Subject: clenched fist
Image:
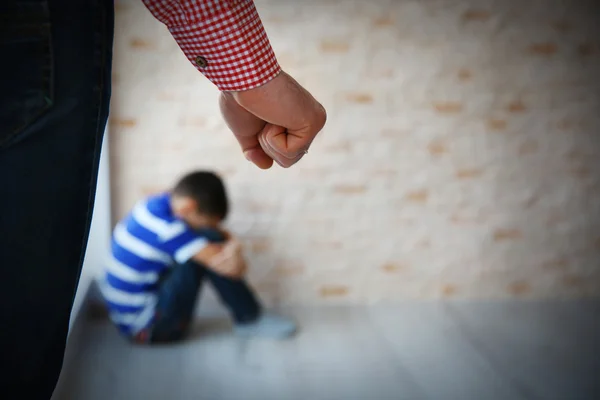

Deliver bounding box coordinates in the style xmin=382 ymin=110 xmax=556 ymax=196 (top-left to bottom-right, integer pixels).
xmin=219 ymin=71 xmax=327 ymax=169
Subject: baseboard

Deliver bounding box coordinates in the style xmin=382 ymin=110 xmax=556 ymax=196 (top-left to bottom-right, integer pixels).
xmin=68 ymin=277 xmax=105 ymax=335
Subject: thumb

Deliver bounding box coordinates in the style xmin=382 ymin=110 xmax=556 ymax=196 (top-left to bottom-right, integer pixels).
xmin=239 ymin=136 xmax=274 ymax=170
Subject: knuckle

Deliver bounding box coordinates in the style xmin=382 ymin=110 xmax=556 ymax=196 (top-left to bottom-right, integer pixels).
xmin=313 ymin=104 xmax=327 ymax=130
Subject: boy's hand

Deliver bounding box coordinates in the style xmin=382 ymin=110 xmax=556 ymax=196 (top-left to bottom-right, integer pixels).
xmin=209 ymin=239 xmax=247 ymax=279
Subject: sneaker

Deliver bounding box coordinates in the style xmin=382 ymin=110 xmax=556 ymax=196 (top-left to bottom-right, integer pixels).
xmin=234 ymin=312 xmax=297 ymax=339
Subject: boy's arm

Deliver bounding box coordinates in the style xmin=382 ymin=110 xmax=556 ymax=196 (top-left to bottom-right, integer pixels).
xmin=192 ymin=240 xmax=246 ymax=279
xmin=191 ymin=243 xmax=224 ymax=266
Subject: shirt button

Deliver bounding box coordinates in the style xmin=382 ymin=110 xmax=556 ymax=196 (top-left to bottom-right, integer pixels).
xmin=195 ymin=56 xmax=208 ymax=68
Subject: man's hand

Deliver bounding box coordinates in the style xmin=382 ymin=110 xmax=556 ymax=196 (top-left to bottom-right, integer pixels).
xmin=208 ymin=239 xmax=247 ymax=279
xmin=219 ymin=71 xmax=327 ymax=169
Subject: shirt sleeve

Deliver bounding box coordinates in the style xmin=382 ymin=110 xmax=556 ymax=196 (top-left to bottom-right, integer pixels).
xmin=141 ymin=0 xmax=282 ymax=91
xmin=162 ymin=227 xmax=209 ymax=264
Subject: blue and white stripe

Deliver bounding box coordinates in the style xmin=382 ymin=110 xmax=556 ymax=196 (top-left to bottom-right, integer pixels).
xmin=100 ymin=194 xmax=208 ymax=334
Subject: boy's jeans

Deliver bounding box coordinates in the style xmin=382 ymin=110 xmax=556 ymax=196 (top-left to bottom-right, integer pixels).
xmin=133 ymin=230 xmax=261 ymax=344
xmin=0 ymin=0 xmax=113 ymax=397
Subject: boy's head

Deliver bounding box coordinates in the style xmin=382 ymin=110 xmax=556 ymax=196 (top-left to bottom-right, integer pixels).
xmin=170 ymin=171 xmax=228 ymax=229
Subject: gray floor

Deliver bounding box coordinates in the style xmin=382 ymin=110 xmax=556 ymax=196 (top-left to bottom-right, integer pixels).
xmin=53 ymin=300 xmax=600 ymax=400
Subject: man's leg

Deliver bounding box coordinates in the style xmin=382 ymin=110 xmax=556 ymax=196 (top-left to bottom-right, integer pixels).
xmin=0 ymin=0 xmax=113 ymax=397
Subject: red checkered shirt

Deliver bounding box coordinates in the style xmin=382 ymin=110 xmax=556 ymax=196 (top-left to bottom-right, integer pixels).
xmin=141 ymin=0 xmax=281 ymax=91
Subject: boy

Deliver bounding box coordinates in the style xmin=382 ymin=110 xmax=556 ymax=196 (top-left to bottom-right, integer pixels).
xmin=99 ymin=171 xmax=296 ymax=344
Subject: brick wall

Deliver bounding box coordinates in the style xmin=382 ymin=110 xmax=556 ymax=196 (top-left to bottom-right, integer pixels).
xmin=110 ymin=0 xmax=600 ymax=304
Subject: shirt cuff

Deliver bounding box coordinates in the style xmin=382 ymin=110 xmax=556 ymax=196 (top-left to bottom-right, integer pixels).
xmin=174 ymin=238 xmax=208 ymax=264
xmin=167 ymin=1 xmax=281 ymax=92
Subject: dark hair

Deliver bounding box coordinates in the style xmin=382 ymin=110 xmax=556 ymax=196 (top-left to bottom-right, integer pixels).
xmin=172 ymin=171 xmax=229 ymax=219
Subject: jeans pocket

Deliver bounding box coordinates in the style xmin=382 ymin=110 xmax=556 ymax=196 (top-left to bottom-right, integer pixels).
xmin=0 ymin=1 xmax=54 ymax=149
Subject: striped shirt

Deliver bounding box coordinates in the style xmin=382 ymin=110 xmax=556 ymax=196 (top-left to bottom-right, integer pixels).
xmin=100 ymin=193 xmax=208 ymax=335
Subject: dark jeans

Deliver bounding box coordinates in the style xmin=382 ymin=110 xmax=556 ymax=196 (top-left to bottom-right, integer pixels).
xmin=134 ymin=230 xmax=262 ymax=344
xmin=0 ymin=0 xmax=113 ymax=398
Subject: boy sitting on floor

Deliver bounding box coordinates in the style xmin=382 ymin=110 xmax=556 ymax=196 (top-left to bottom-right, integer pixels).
xmin=99 ymin=171 xmax=296 ymax=344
